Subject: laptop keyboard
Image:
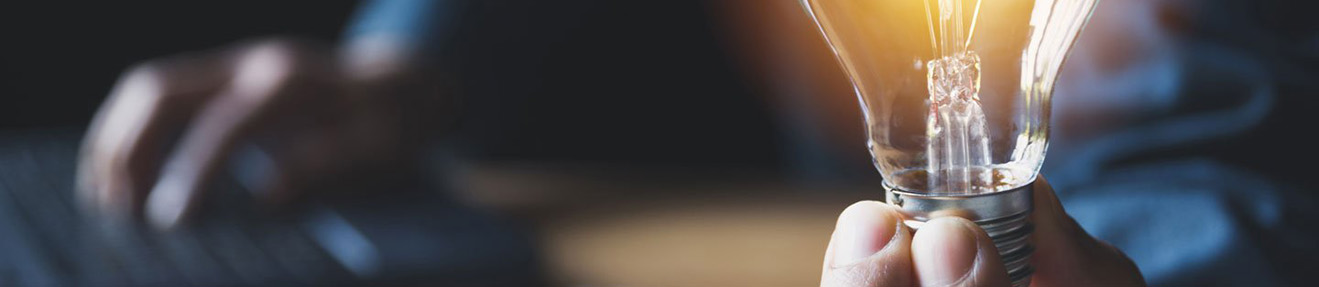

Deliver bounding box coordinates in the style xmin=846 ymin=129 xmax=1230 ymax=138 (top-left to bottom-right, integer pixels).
xmin=0 ymin=130 xmax=541 ymax=286
xmin=0 ymin=130 xmax=355 ymax=286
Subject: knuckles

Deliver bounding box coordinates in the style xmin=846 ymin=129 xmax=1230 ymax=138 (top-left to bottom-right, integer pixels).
xmin=228 ymin=38 xmax=333 ymax=103
xmin=230 ymin=40 xmax=302 ymax=98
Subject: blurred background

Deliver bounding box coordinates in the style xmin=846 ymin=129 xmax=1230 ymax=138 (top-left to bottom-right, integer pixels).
xmin=0 ymin=0 xmax=1317 ymax=286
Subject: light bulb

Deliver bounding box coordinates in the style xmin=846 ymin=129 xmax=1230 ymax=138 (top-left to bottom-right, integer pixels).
xmin=799 ymin=0 xmax=1097 ymax=285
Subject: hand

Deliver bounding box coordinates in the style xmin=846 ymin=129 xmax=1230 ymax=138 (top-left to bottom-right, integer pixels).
xmin=820 ymin=178 xmax=1145 ymax=287
xmin=78 ymin=38 xmax=446 ymax=229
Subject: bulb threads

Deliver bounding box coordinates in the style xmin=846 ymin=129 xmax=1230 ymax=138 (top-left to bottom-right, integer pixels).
xmin=884 ymin=181 xmax=1035 ymax=287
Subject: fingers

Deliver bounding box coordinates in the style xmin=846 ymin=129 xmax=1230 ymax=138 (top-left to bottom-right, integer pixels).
xmin=911 ymin=217 xmax=1012 ymax=287
xmin=821 ymin=202 xmax=1013 ymax=287
xmin=821 ymin=179 xmax=1144 ymax=287
xmin=79 ymin=52 xmax=234 ymax=219
xmin=1029 ymin=178 xmax=1145 ymax=287
xmin=821 ymin=201 xmax=913 ymax=287
xmin=144 ymin=40 xmax=323 ymax=229
xmin=236 ymin=124 xmax=357 ymax=205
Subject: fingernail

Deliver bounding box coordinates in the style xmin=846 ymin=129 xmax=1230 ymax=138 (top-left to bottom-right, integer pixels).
xmin=913 ymin=218 xmax=979 ymax=286
xmin=830 ymin=201 xmax=899 ymax=267
xmin=145 ymin=177 xmax=187 ymax=229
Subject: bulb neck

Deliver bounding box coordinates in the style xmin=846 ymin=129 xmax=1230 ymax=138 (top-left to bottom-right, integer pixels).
xmin=883 ymin=181 xmax=1035 ymax=287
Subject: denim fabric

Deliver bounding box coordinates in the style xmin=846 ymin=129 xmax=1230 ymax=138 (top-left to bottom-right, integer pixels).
xmin=345 ymin=0 xmax=459 ymax=56
xmin=1046 ymin=40 xmax=1318 ymax=286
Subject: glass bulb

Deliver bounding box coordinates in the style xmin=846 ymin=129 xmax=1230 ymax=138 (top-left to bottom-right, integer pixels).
xmin=799 ymin=0 xmax=1098 ymax=285
xmin=800 ymin=0 xmax=1096 ymax=194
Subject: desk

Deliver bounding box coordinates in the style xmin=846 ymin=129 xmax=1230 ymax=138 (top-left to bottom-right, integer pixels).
xmin=460 ymin=162 xmax=881 ymax=286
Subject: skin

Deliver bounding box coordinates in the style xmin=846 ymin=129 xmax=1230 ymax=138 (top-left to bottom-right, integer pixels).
xmin=821 ymin=178 xmax=1146 ymax=287
xmin=77 ymin=37 xmax=447 ymax=228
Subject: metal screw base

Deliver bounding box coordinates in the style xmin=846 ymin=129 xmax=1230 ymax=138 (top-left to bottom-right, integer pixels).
xmin=883 ymin=182 xmax=1034 ymax=287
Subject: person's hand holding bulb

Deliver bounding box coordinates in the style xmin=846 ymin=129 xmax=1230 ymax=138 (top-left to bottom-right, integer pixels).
xmin=820 ymin=178 xmax=1144 ymax=287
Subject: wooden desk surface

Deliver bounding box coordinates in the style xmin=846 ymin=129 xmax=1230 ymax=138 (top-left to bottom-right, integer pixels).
xmin=458 ymin=162 xmax=882 ymax=286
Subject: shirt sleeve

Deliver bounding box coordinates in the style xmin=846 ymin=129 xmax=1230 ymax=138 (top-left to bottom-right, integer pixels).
xmin=343 ymin=0 xmax=463 ymax=60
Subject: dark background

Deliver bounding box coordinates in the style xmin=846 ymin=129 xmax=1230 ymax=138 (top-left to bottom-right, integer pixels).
xmin=3 ymin=0 xmax=1319 ymax=184
xmin=0 ymin=2 xmax=360 ymax=128
xmin=0 ymin=1 xmax=788 ymax=169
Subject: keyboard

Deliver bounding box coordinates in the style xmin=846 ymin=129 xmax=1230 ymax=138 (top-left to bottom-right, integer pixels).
xmin=0 ymin=129 xmax=539 ymax=286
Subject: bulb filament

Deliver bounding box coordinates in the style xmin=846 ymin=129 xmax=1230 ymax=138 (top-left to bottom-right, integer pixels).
xmin=924 ymin=0 xmax=992 ymax=193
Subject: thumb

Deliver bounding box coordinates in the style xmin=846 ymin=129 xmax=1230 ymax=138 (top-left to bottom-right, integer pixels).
xmin=912 ymin=217 xmax=1012 ymax=287
xmin=821 ymin=201 xmax=914 ymax=287
xmin=1029 ymin=178 xmax=1145 ymax=287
